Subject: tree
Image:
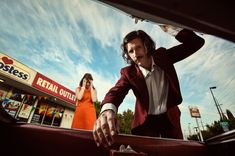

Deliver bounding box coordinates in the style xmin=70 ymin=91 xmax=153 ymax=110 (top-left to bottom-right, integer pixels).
xmin=188 ymin=134 xmax=199 ymax=141
xmin=228 ymin=118 xmax=235 ymax=130
xmin=188 ymin=121 xmax=224 ymax=141
xmin=226 ymin=109 xmax=235 ymax=120
xmin=94 ymin=101 xmax=101 ymax=117
xmin=117 ymin=109 xmax=134 ymax=134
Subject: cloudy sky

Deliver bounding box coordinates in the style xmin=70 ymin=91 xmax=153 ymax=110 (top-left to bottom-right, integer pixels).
xmin=1 ymin=0 xmax=235 ymax=136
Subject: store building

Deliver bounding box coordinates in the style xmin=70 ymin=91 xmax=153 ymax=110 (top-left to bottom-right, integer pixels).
xmin=0 ymin=52 xmax=76 ymax=128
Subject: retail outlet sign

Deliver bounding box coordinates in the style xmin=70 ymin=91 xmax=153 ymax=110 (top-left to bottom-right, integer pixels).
xmin=32 ymin=72 xmax=76 ymax=105
xmin=0 ymin=52 xmax=36 ymax=85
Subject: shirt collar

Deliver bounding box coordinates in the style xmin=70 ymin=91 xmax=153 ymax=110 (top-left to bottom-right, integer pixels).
xmin=138 ymin=57 xmax=156 ymax=78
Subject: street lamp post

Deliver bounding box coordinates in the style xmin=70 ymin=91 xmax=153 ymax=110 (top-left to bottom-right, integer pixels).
xmin=188 ymin=123 xmax=192 ymax=136
xmin=209 ymin=86 xmax=222 ymax=120
xmin=195 ymin=118 xmax=204 ymax=142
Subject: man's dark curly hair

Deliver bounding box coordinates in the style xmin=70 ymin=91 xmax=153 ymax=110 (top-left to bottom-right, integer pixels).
xmin=121 ymin=30 xmax=156 ymax=64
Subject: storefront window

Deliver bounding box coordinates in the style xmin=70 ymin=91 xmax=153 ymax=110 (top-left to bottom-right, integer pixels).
xmin=0 ymin=86 xmax=66 ymax=127
xmin=2 ymin=98 xmax=21 ymax=118
xmin=52 ymin=106 xmax=65 ymax=126
xmin=17 ymin=94 xmax=37 ymax=122
xmin=31 ymin=99 xmax=64 ymax=127
xmin=1 ymin=88 xmax=24 ymax=119
xmin=1 ymin=85 xmax=66 ymax=128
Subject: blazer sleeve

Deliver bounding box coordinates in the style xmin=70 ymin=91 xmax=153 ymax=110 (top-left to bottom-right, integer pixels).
xmin=101 ymin=68 xmax=131 ymax=109
xmin=167 ymin=29 xmax=205 ymax=63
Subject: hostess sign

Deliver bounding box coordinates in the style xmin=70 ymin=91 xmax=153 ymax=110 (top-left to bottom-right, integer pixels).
xmin=32 ymin=72 xmax=76 ymax=104
xmin=0 ymin=53 xmax=36 ymax=85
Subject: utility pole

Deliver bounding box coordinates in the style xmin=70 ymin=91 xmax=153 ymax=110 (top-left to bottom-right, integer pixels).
xmin=216 ymin=99 xmax=227 ymax=120
xmin=188 ymin=123 xmax=192 ymax=136
xmin=209 ymin=87 xmax=229 ymax=132
xmin=195 ymin=117 xmax=204 ymax=142
xmin=194 ymin=127 xmax=200 ymax=141
xmin=209 ymin=87 xmax=223 ymax=120
xmin=200 ymin=118 xmax=205 ymax=131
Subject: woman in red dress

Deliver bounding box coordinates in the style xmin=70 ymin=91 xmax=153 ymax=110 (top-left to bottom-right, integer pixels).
xmin=71 ymin=73 xmax=97 ymax=130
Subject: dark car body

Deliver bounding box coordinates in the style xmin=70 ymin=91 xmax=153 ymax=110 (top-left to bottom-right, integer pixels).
xmin=1 ymin=0 xmax=234 ymax=156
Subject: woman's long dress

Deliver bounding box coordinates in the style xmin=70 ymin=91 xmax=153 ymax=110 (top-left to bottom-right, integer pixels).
xmin=71 ymin=87 xmax=96 ymax=130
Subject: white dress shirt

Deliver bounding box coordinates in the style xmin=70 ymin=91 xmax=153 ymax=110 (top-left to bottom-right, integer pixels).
xmin=139 ymin=57 xmax=169 ymax=114
xmin=101 ymin=57 xmax=169 ymax=115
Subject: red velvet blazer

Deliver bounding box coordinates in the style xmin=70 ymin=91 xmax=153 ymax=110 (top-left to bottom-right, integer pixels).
xmin=101 ymin=29 xmax=205 ymax=130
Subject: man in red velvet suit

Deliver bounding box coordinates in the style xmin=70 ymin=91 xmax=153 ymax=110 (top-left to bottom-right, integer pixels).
xmin=93 ymin=25 xmax=205 ymax=147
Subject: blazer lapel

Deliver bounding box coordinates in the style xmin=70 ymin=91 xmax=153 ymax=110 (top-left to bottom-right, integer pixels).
xmin=129 ymin=65 xmax=149 ymax=111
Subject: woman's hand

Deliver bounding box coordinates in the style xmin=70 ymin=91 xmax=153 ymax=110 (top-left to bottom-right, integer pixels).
xmin=82 ymin=79 xmax=87 ymax=87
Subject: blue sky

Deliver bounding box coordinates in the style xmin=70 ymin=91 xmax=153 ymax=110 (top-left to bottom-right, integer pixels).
xmin=1 ymin=0 xmax=235 ymax=136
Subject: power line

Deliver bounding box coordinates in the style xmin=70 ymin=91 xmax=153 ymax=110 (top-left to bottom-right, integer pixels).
xmin=217 ymin=74 xmax=235 ymax=101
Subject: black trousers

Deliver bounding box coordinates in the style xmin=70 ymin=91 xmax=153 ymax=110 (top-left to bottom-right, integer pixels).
xmin=132 ymin=113 xmax=183 ymax=139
